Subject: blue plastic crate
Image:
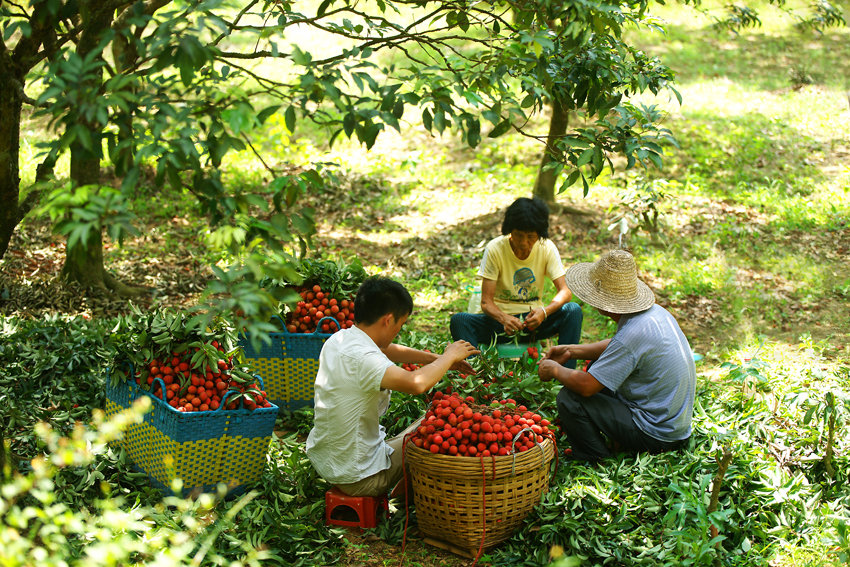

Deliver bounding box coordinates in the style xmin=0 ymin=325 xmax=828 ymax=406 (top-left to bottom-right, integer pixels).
xmin=105 ymin=369 xmax=277 ymax=497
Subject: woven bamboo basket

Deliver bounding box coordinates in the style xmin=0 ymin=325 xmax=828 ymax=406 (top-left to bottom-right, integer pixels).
xmin=405 ymin=438 xmax=555 ymax=556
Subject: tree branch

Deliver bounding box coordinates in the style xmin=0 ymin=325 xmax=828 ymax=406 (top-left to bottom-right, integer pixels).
xmin=240 ymin=133 xmax=279 ymax=178
xmin=3 ymin=2 xmax=30 ymax=18
xmin=708 ymin=444 xmax=734 ymax=564
xmin=16 ymin=189 xmax=43 ymax=224
xmin=113 ymin=0 xmax=172 ymax=30
xmin=210 ymin=0 xmax=263 ymax=46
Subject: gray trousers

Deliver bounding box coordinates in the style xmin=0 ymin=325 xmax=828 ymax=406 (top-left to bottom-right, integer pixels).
xmin=556 ymin=387 xmax=689 ymax=462
xmin=335 ymin=416 xmax=423 ymax=497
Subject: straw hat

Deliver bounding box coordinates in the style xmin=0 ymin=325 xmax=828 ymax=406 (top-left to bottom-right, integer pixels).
xmin=565 ymin=250 xmax=655 ymax=314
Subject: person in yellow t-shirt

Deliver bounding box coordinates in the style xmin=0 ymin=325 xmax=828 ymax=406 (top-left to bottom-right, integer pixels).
xmin=450 ymin=197 xmax=583 ymax=368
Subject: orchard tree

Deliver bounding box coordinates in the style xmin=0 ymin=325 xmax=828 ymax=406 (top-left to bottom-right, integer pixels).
xmin=527 ymin=0 xmax=846 ymax=205
xmin=1 ymin=0 xmax=682 ymax=304
xmin=8 ymin=0 xmax=840 ymax=308
xmin=2 ymin=1 xmax=321 ymax=305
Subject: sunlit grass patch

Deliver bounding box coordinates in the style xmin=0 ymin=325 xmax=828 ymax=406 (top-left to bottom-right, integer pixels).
xmin=630 ymin=0 xmax=850 ymax=90
xmin=643 ymin=250 xmax=731 ymax=298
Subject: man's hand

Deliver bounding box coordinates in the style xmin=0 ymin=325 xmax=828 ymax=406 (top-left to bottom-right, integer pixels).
xmin=450 ymin=358 xmax=476 ymax=375
xmin=523 ymin=307 xmax=545 ymax=331
xmin=537 ymin=359 xmax=563 ymax=382
xmin=542 ymin=345 xmax=574 ymax=365
xmin=501 ymin=315 xmax=524 ymax=335
xmin=444 ymin=340 xmax=480 ymax=364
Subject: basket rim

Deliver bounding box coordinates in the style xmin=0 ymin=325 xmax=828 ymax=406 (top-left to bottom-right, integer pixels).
xmin=110 ymin=378 xmax=279 ymax=416
xmin=404 ymin=437 xmax=554 ymax=480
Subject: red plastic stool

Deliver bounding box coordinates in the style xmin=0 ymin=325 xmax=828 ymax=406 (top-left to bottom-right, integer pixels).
xmin=325 ymin=487 xmax=389 ymax=528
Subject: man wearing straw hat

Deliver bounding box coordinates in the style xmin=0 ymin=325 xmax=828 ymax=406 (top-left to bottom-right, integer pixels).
xmin=537 ymin=249 xmax=696 ymax=462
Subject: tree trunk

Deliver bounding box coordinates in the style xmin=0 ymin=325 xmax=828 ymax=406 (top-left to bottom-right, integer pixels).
xmin=61 ymin=4 xmax=145 ymax=298
xmin=57 ymin=4 xmax=149 ymax=298
xmin=62 ymin=130 xmax=146 ymax=297
xmin=0 ymin=1 xmax=66 ymax=261
xmin=532 ymin=100 xmax=570 ymax=207
xmin=0 ymin=80 xmax=22 ymax=261
xmin=111 ymin=32 xmax=137 ymax=176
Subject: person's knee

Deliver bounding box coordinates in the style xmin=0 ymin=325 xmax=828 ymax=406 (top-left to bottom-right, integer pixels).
xmin=449 ymin=312 xmax=466 ymax=340
xmin=561 ymin=302 xmax=583 ymax=324
xmin=556 ymin=386 xmax=583 ymax=416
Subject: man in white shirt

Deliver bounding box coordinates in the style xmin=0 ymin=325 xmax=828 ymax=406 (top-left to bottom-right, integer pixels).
xmin=306 ymin=277 xmax=478 ymax=496
xmin=537 ymin=250 xmax=696 ymax=462
xmin=450 ymin=197 xmax=583 ymax=367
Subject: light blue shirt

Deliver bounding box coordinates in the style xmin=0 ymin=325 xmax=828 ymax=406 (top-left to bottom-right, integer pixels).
xmin=588 ymin=305 xmax=696 ymax=441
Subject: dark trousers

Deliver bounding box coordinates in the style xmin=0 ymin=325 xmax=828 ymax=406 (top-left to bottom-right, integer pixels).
xmin=556 ymin=387 xmax=689 ymax=461
xmin=449 ymin=303 xmax=583 ymax=369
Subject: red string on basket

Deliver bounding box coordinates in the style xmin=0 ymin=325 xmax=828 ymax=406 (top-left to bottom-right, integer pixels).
xmin=399 ymin=431 xmax=416 ymax=561
xmin=472 ymin=454 xmax=487 ymax=566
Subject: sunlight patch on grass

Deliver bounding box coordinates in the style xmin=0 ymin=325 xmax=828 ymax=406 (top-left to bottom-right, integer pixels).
xmin=643 ymin=250 xmax=732 ymax=299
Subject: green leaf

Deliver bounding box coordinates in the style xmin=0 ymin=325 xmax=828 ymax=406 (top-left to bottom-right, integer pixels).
xmin=292 ymin=47 xmax=312 ymax=66
xmin=561 ymin=170 xmax=581 ymax=191
xmin=284 ymin=106 xmax=296 ymax=133
xmin=576 ymin=148 xmax=594 ymax=168
xmin=343 ymin=113 xmax=355 ymax=137
xmin=488 ymin=120 xmax=512 ymax=138
xmin=467 ymin=119 xmax=481 ymax=147
xmin=392 ymin=99 xmax=404 ymax=119
xmin=561 ymin=137 xmax=591 ymax=149
xmin=647 ymin=151 xmax=663 ymax=169
xmin=257 ymin=105 xmax=281 ymax=125
xmin=422 ymin=109 xmax=433 ymax=131
xmin=4 ymin=21 xmax=31 ymax=40
xmin=433 ymin=110 xmax=446 ymax=133
xmin=179 ymin=60 xmax=194 ymax=86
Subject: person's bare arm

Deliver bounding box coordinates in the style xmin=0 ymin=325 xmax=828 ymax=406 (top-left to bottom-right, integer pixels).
xmin=384 ymin=343 xmax=437 ymax=365
xmin=542 ymin=339 xmax=612 ymax=364
xmin=380 ymin=341 xmax=479 ymax=395
xmin=384 ymin=343 xmax=476 ymax=375
xmin=480 ymin=278 xmax=523 ymax=335
xmin=537 ymin=361 xmax=604 ymax=397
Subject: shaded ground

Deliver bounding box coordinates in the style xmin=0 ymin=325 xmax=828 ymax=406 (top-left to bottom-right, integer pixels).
xmin=338 ymin=529 xmax=470 ymax=567
xmin=2 ymin=174 xmax=848 ymax=364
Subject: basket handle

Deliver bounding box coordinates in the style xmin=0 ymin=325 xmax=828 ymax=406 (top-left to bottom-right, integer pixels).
xmin=509 ymin=427 xmax=547 ymax=477
xmin=150 ymin=378 xmax=250 ymax=412
xmin=253 ymin=374 xmax=265 ymax=390
xmin=152 ymin=373 xmax=264 ymax=412
xmin=313 ymin=316 xmax=341 ymax=334
xmin=149 ymin=376 xmax=168 ymax=402
xmin=133 ymin=367 xmax=265 ymax=412
xmin=271 ymin=314 xmax=287 ymax=330
xmin=217 ymin=373 xmax=264 ymax=411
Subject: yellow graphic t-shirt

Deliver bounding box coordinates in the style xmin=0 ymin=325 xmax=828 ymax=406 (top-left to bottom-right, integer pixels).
xmin=477 ymin=235 xmax=565 ymax=315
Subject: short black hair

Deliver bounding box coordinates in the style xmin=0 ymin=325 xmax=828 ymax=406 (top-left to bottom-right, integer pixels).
xmin=500 ymin=197 xmax=549 ymax=238
xmin=354 ymin=277 xmax=414 ymax=325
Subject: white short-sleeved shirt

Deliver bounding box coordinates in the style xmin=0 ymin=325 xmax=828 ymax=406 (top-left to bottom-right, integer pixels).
xmin=305 ymin=326 xmax=396 ymax=484
xmin=588 ymin=305 xmax=696 ymax=442
xmin=478 ymin=235 xmax=566 ymax=315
